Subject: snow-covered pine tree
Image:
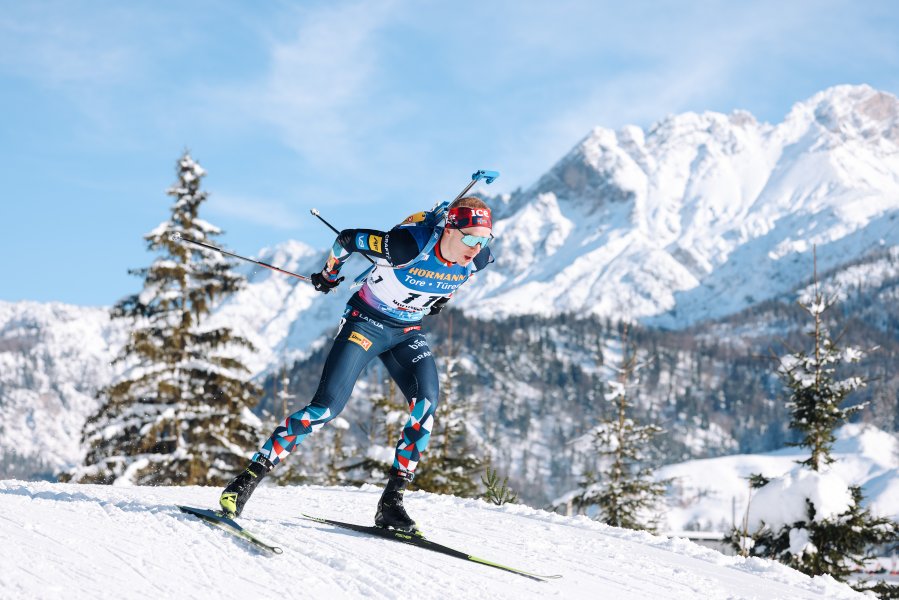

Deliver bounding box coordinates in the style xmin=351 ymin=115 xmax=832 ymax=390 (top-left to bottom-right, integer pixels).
xmin=335 ymin=373 xmax=402 ymax=486
xmin=566 ymin=325 xmax=668 ymax=531
xmin=731 ymin=255 xmax=898 ymax=594
xmin=412 ymin=315 xmax=483 ymax=497
xmin=65 ymin=152 xmax=262 ymax=486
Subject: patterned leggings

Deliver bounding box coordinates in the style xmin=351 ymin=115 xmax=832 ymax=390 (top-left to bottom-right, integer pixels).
xmin=254 ymin=304 xmax=439 ymax=476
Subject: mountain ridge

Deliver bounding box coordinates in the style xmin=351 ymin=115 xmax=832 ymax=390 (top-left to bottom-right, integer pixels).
xmin=465 ymin=84 xmax=899 ymax=324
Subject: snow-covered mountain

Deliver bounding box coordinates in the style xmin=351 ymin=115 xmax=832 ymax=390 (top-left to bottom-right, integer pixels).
xmin=175 ymin=84 xmax=899 ymax=368
xmin=3 ymin=84 xmax=899 ymax=480
xmin=0 ymin=302 xmax=128 ymax=476
xmin=464 ymin=84 xmax=899 ymax=325
xmin=0 ymin=480 xmax=867 ymax=599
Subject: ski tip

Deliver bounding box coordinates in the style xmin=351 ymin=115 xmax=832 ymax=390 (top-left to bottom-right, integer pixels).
xmin=301 ymin=513 xmax=325 ymax=523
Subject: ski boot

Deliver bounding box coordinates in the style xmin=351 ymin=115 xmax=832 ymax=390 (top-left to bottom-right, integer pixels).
xmin=374 ymin=468 xmax=418 ymax=532
xmin=219 ymin=456 xmax=274 ymax=517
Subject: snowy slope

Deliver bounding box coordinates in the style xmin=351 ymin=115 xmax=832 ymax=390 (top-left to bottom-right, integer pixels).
xmin=661 ymin=425 xmax=899 ymax=534
xmin=0 ymin=480 xmax=865 ymax=600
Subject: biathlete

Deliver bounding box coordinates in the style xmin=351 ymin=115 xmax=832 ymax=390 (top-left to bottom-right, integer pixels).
xmin=219 ymin=196 xmax=494 ymax=531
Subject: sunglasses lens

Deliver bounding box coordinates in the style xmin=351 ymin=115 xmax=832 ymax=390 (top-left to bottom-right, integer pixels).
xmin=460 ymin=234 xmax=491 ymax=248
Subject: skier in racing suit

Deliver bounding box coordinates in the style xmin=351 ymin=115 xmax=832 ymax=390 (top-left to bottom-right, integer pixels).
xmin=219 ymin=196 xmax=494 ymax=532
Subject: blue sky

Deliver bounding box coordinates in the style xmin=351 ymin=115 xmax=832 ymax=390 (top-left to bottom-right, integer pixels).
xmin=2 ymin=0 xmax=898 ymax=306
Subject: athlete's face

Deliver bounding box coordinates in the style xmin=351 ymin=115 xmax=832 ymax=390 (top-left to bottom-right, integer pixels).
xmin=440 ymin=226 xmax=493 ymax=266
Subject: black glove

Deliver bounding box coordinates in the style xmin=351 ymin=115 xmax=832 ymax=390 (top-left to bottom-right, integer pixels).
xmin=428 ymin=296 xmax=450 ymax=315
xmin=311 ymin=271 xmax=344 ymax=294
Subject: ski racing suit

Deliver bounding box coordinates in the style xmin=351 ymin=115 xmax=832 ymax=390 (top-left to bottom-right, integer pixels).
xmin=253 ymin=219 xmax=492 ymax=478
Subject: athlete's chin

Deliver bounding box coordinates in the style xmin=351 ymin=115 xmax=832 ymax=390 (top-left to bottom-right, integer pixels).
xmin=457 ymin=255 xmax=475 ymax=266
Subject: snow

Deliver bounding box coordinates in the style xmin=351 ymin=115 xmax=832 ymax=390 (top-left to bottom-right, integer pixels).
xmin=458 ymin=84 xmax=899 ymax=325
xmin=0 ymin=301 xmax=128 ymax=473
xmin=0 ymin=480 xmax=865 ymax=600
xmin=747 ymin=468 xmax=854 ymax=531
xmin=789 ymin=527 xmax=815 ymax=557
xmin=660 ymin=425 xmax=899 ymax=533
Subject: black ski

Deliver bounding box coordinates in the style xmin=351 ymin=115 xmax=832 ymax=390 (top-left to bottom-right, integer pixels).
xmin=301 ymin=514 xmax=560 ymax=582
xmin=178 ymin=505 xmax=283 ymax=555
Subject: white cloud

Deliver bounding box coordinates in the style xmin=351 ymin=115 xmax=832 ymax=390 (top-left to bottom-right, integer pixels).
xmin=0 ymin=7 xmax=144 ymax=88
xmin=213 ymin=1 xmax=401 ymax=173
xmin=492 ymin=1 xmax=821 ymax=185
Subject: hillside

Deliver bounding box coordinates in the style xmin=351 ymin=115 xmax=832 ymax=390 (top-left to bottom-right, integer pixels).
xmin=660 ymin=424 xmax=899 ymax=533
xmin=0 ymin=480 xmax=865 ymax=600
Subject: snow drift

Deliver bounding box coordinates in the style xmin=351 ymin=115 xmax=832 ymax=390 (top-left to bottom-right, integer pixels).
xmin=0 ymin=480 xmax=866 ymax=599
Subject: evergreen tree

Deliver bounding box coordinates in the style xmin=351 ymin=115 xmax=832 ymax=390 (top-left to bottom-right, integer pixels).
xmin=731 ymin=256 xmax=898 ymax=594
xmin=566 ymin=325 xmax=669 ymax=531
xmin=65 ymin=152 xmax=262 ymax=486
xmin=481 ymin=466 xmax=518 ymax=506
xmin=337 ymin=374 xmax=404 ymax=486
xmin=412 ymin=315 xmax=484 ymax=497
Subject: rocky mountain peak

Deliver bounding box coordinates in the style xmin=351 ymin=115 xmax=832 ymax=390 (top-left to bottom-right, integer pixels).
xmin=461 ymin=85 xmax=899 ymax=324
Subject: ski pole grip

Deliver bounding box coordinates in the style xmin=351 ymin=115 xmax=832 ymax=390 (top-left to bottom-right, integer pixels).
xmin=310 ymin=208 xmax=341 ymax=235
xmin=472 ymin=170 xmax=500 ymax=185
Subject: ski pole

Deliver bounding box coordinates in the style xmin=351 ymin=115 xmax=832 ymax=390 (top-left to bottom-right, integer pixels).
xmin=309 ymin=208 xmax=342 ymax=236
xmin=169 ymin=232 xmax=312 ymax=282
xmin=309 ymin=209 xmax=376 ymax=265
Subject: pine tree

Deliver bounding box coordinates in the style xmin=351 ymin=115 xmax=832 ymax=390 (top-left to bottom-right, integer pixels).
xmin=338 ymin=374 xmax=404 ymax=487
xmin=567 ymin=325 xmax=669 ymax=531
xmin=731 ymin=254 xmax=898 ymax=594
xmin=412 ymin=314 xmax=483 ymax=497
xmin=481 ymin=466 xmax=518 ymax=506
xmin=65 ymin=152 xmax=262 ymax=486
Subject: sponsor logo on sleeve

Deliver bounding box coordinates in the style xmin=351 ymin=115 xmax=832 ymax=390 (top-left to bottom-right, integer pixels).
xmin=368 ymin=235 xmax=383 ymax=253
xmin=355 ymin=233 xmax=369 ymax=250
xmin=403 ymin=325 xmax=422 ymax=333
xmin=349 ymin=331 xmax=373 ymax=351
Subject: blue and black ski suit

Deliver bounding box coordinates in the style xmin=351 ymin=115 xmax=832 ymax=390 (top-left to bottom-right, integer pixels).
xmin=253 ymin=217 xmax=492 ymax=477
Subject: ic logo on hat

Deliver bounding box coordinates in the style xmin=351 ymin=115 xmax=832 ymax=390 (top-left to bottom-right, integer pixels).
xmin=447 ymin=206 xmax=492 ymax=229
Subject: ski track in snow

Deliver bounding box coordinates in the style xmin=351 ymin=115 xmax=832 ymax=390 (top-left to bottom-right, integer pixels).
xmin=0 ymin=481 xmax=864 ymax=600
